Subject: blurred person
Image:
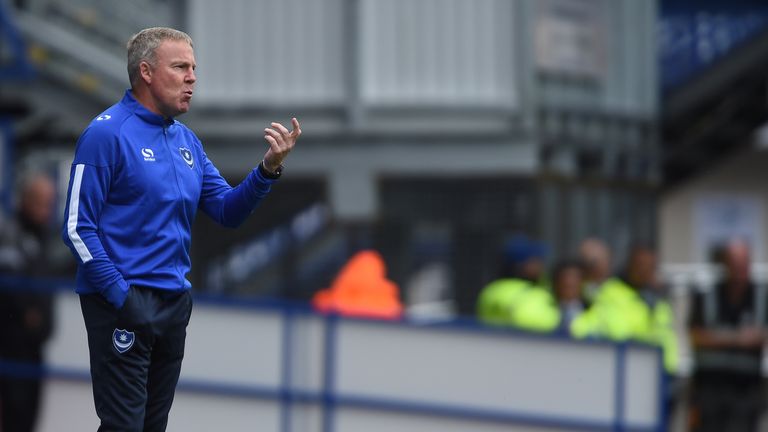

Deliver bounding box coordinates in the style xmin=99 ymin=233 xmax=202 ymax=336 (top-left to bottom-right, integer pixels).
xmin=61 ymin=27 xmax=301 ymax=431
xmin=551 ymin=259 xmax=587 ymax=334
xmin=574 ymin=243 xmax=679 ymax=374
xmin=571 ymin=244 xmax=652 ymax=343
xmin=688 ymin=240 xmax=766 ymax=432
xmin=0 ymin=173 xmax=57 ymax=432
xmin=312 ymin=250 xmax=403 ymax=319
xmin=631 ymin=245 xmax=680 ymax=429
xmin=508 ymin=259 xmax=587 ymax=334
xmin=476 ymin=235 xmax=547 ymax=326
xmin=578 ymin=238 xmax=612 ymax=305
xmin=632 ymin=245 xmax=679 ymax=374
xmin=572 ymin=244 xmax=682 ymax=425
xmin=404 ymin=261 xmax=454 ymax=320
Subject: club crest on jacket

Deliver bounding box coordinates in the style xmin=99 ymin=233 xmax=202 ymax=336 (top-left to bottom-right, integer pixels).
xmin=179 ymin=147 xmax=194 ymax=168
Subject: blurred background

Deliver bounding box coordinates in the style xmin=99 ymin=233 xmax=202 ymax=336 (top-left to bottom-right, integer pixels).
xmin=3 ymin=0 xmax=768 ymax=431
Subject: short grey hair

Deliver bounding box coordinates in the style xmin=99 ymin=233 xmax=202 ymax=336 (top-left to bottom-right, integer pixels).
xmin=127 ymin=27 xmax=193 ymax=87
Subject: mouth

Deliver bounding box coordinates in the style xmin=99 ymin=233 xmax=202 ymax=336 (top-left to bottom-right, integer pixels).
xmin=182 ymin=90 xmax=193 ymax=101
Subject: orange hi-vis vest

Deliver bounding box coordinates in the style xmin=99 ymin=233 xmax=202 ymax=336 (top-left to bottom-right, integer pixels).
xmin=312 ymin=250 xmax=403 ymax=319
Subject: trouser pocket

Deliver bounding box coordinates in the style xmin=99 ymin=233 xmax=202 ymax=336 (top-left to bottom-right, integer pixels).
xmin=116 ymin=286 xmax=148 ymax=329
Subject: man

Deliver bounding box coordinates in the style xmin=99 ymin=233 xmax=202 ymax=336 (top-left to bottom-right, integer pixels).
xmin=571 ymin=244 xmax=652 ymax=342
xmin=689 ymin=240 xmax=766 ymax=432
xmin=632 ymin=245 xmax=678 ymax=374
xmin=577 ymin=238 xmax=612 ymax=305
xmin=61 ymin=27 xmax=300 ymax=431
xmin=574 ymin=244 xmax=678 ymax=428
xmin=0 ymin=174 xmax=57 ymax=432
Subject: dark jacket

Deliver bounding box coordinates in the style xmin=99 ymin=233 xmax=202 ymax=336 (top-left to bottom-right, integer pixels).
xmin=0 ymin=213 xmax=54 ymax=358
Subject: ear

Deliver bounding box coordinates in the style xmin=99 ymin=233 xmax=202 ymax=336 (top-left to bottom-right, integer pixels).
xmin=139 ymin=61 xmax=152 ymax=85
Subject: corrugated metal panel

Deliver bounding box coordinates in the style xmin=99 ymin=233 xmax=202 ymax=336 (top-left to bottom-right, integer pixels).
xmin=186 ymin=0 xmax=654 ymax=115
xmin=358 ymin=0 xmax=518 ymax=107
xmin=533 ymin=0 xmax=657 ymax=117
xmin=601 ymin=0 xmax=657 ymax=116
xmin=188 ymin=0 xmax=346 ymax=106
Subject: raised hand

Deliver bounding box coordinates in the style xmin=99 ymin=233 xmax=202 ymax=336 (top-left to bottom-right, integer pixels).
xmin=263 ymin=117 xmax=301 ymax=173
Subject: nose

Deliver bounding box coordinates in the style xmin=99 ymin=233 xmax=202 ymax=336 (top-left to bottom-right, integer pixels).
xmin=186 ymin=68 xmax=196 ymax=84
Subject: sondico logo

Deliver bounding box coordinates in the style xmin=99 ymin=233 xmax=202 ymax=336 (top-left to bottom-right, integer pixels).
xmin=141 ymin=148 xmax=156 ymax=162
xmin=96 ymin=114 xmax=111 ymax=121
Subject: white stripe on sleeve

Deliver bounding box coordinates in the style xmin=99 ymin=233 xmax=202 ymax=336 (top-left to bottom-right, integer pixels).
xmin=67 ymin=164 xmax=94 ymax=263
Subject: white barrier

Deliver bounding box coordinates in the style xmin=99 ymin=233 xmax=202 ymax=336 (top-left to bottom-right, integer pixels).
xmin=36 ymin=291 xmax=663 ymax=432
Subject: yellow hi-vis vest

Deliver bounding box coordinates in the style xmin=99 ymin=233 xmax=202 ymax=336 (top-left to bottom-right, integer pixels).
xmin=477 ymin=278 xmax=531 ymax=326
xmin=509 ymin=285 xmax=560 ymax=333
xmin=477 ymin=278 xmax=560 ymax=332
xmin=570 ymin=277 xmax=650 ymax=341
xmin=571 ymin=278 xmax=678 ymax=373
xmin=646 ymin=299 xmax=679 ymax=374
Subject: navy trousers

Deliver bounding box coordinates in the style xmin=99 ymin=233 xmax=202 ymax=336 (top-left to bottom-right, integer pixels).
xmin=80 ymin=286 xmax=192 ymax=432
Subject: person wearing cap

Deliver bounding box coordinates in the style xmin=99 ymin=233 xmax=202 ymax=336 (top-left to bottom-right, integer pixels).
xmin=498 ymin=259 xmax=588 ymax=335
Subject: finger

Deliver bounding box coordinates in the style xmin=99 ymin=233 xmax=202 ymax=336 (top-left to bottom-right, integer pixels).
xmin=264 ymin=135 xmax=281 ymax=154
xmin=271 ymin=122 xmax=291 ymax=136
xmin=264 ymin=128 xmax=286 ymax=147
xmin=291 ymin=118 xmax=301 ymax=137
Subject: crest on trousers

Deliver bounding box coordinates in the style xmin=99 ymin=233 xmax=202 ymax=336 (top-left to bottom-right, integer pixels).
xmin=179 ymin=147 xmax=194 ymax=168
xmin=113 ymin=328 xmax=135 ymax=354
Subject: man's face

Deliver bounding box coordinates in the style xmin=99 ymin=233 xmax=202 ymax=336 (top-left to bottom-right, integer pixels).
xmin=578 ymin=239 xmax=610 ymax=282
xmin=521 ymin=258 xmax=544 ymax=281
xmin=628 ymin=249 xmax=656 ymax=289
xmin=22 ymin=177 xmax=56 ymax=227
xmin=555 ymin=267 xmax=583 ymax=302
xmin=725 ymin=243 xmax=750 ymax=286
xmin=145 ymin=40 xmax=196 ymax=118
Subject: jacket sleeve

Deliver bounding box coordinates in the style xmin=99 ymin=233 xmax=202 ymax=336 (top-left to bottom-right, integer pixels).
xmin=61 ymin=126 xmax=130 ymax=308
xmin=198 ymin=148 xmax=276 ymax=228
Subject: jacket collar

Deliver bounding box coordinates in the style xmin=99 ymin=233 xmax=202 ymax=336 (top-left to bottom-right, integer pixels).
xmin=120 ymin=89 xmax=175 ymax=126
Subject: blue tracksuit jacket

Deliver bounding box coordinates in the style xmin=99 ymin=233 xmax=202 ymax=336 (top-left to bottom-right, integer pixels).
xmin=62 ymin=90 xmax=276 ymax=308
